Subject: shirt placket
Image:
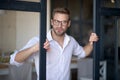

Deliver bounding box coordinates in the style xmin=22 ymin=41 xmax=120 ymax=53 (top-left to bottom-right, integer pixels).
xmin=54 ymin=41 xmax=65 ymax=80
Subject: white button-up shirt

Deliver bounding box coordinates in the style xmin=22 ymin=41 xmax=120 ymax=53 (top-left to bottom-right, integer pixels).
xmin=10 ymin=30 xmax=86 ymax=80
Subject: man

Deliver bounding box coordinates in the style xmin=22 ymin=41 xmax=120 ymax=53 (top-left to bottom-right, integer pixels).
xmin=10 ymin=7 xmax=98 ymax=80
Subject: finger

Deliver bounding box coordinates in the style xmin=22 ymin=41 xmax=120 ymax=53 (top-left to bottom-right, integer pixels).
xmin=45 ymin=42 xmax=49 ymax=47
xmin=89 ymin=33 xmax=99 ymax=43
xmin=44 ymin=39 xmax=49 ymax=45
xmin=91 ymin=33 xmax=97 ymax=37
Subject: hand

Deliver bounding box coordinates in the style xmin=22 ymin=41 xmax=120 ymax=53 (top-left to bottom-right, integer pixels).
xmin=43 ymin=39 xmax=50 ymax=51
xmin=32 ymin=39 xmax=50 ymax=52
xmin=89 ymin=33 xmax=99 ymax=45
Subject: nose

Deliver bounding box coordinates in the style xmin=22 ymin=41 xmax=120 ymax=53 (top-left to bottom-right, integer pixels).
xmin=58 ymin=22 xmax=62 ymax=27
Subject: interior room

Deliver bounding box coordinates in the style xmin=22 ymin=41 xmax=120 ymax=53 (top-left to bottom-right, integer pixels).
xmin=0 ymin=0 xmax=120 ymax=80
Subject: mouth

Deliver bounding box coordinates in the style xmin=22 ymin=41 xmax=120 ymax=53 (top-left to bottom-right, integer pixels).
xmin=56 ymin=28 xmax=63 ymax=33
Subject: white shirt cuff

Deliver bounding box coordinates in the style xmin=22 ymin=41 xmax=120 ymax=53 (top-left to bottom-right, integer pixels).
xmin=10 ymin=50 xmax=24 ymax=67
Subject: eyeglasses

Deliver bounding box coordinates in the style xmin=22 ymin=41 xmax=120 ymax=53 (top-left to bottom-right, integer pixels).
xmin=52 ymin=19 xmax=69 ymax=26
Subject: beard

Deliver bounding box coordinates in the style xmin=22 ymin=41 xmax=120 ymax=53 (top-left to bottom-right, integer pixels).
xmin=52 ymin=27 xmax=66 ymax=36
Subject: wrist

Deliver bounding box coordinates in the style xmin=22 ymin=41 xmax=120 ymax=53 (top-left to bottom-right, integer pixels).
xmin=31 ymin=46 xmax=37 ymax=53
xmin=89 ymin=41 xmax=93 ymax=45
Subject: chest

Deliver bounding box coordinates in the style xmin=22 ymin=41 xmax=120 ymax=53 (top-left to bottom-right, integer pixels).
xmin=46 ymin=41 xmax=74 ymax=64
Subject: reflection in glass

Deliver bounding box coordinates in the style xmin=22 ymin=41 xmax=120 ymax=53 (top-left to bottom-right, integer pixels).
xmin=68 ymin=0 xmax=80 ymax=20
xmin=101 ymin=0 xmax=116 ymax=8
xmin=118 ymin=19 xmax=120 ymax=80
xmin=102 ymin=16 xmax=115 ymax=80
xmin=0 ymin=10 xmax=39 ymax=80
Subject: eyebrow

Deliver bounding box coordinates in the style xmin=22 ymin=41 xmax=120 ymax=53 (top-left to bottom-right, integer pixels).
xmin=53 ymin=19 xmax=69 ymax=22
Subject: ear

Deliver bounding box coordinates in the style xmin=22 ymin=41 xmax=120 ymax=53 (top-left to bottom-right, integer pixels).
xmin=51 ymin=19 xmax=53 ymax=26
xmin=67 ymin=20 xmax=71 ymax=28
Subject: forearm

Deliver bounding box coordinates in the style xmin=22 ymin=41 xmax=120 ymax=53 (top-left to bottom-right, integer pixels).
xmin=15 ymin=46 xmax=37 ymax=63
xmin=83 ymin=42 xmax=93 ymax=56
xmin=83 ymin=32 xmax=98 ymax=56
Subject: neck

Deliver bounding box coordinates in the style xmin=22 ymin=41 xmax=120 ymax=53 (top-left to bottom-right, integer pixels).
xmin=51 ymin=30 xmax=65 ymax=47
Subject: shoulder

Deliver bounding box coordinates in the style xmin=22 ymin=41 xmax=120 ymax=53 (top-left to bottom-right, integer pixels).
xmin=68 ymin=35 xmax=76 ymax=42
xmin=29 ymin=36 xmax=39 ymax=42
xmin=67 ymin=35 xmax=80 ymax=46
xmin=25 ymin=36 xmax=39 ymax=47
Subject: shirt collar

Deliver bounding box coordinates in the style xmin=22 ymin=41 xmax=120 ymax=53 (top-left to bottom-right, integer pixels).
xmin=47 ymin=29 xmax=70 ymax=43
xmin=47 ymin=30 xmax=53 ymax=41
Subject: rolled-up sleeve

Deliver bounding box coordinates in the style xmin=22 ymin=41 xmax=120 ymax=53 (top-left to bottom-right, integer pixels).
xmin=10 ymin=50 xmax=24 ymax=67
xmin=72 ymin=37 xmax=86 ymax=59
xmin=10 ymin=36 xmax=39 ymax=67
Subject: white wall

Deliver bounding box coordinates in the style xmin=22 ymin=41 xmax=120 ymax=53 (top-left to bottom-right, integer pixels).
xmin=0 ymin=11 xmax=16 ymax=53
xmin=0 ymin=0 xmax=51 ymax=53
xmin=0 ymin=11 xmax=40 ymax=53
xmin=16 ymin=0 xmax=51 ymax=49
xmin=0 ymin=16 xmax=2 ymax=53
xmin=16 ymin=11 xmax=39 ymax=49
xmin=47 ymin=0 xmax=51 ymax=32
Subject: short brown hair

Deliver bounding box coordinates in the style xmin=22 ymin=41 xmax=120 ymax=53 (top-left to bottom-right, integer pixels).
xmin=52 ymin=7 xmax=70 ymax=20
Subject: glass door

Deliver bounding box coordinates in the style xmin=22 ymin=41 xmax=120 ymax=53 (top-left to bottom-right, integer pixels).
xmin=100 ymin=15 xmax=118 ymax=80
xmin=51 ymin=0 xmax=120 ymax=80
xmin=93 ymin=0 xmax=120 ymax=80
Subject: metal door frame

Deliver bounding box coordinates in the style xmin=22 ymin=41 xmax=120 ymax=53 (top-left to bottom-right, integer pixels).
xmin=93 ymin=0 xmax=120 ymax=80
xmin=0 ymin=0 xmax=47 ymax=80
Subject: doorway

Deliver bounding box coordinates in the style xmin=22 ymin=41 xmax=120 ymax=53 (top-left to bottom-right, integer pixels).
xmin=51 ymin=0 xmax=120 ymax=80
